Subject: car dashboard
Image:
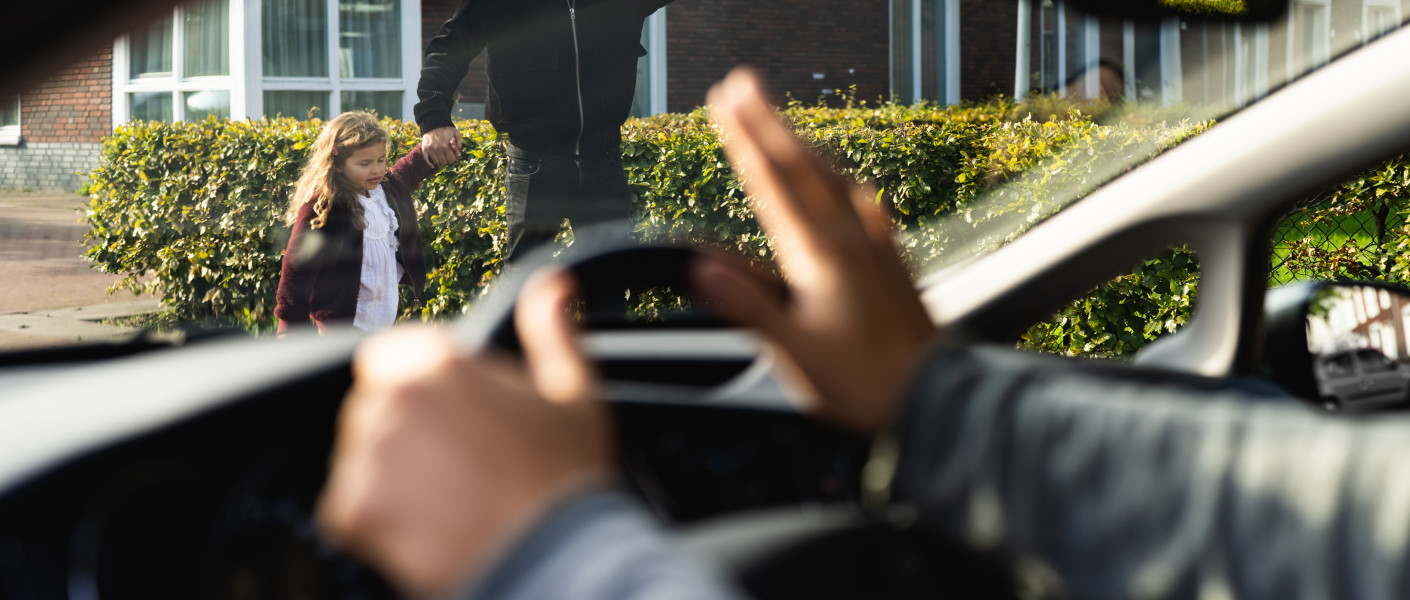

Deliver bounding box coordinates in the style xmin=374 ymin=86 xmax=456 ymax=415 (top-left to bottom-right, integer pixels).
xmin=0 ymin=328 xmax=871 ymax=599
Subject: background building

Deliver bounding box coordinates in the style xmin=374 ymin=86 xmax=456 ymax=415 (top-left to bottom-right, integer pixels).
xmin=3 ymin=0 xmax=1404 ymax=192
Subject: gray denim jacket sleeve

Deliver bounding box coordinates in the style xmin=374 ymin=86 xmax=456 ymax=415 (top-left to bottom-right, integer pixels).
xmin=892 ymin=344 xmax=1410 ymax=599
xmin=453 ymin=489 xmax=746 ymax=600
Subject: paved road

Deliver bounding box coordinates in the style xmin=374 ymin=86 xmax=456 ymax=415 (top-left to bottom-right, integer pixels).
xmin=0 ymin=192 xmax=157 ymax=350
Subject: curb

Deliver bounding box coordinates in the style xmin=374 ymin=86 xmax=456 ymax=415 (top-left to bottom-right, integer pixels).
xmin=0 ymin=300 xmax=163 ymax=344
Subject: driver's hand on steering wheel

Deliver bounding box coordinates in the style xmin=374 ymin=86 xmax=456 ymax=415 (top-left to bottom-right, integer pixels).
xmin=317 ymin=271 xmax=612 ymax=598
xmin=317 ymin=67 xmax=938 ymax=596
xmin=694 ymin=67 xmax=937 ymax=435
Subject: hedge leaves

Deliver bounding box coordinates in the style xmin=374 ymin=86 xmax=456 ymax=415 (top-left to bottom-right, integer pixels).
xmin=86 ymin=100 xmax=1208 ymax=355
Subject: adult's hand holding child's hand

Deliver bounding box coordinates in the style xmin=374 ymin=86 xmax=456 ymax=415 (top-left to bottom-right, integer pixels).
xmin=422 ymin=126 xmax=462 ymax=168
xmin=317 ymin=271 xmax=610 ymax=597
xmin=694 ymin=68 xmax=937 ymax=434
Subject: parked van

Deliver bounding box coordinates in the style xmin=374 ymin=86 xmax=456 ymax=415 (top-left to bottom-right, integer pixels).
xmin=1315 ymin=348 xmax=1410 ymax=410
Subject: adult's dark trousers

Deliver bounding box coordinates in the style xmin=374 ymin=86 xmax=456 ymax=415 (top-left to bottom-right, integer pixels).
xmin=503 ymin=143 xmax=634 ymax=261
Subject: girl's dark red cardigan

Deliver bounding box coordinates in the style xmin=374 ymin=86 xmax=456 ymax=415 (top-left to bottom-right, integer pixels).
xmin=275 ymin=144 xmax=436 ymax=328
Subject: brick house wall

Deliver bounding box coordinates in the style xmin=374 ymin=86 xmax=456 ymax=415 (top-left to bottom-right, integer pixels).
xmin=664 ymin=0 xmax=890 ymax=111
xmin=421 ymin=0 xmax=491 ymax=124
xmin=416 ymin=0 xmax=897 ymax=116
xmin=0 ymin=48 xmax=110 ymax=192
xmin=961 ymin=0 xmax=1017 ymax=100
xmin=415 ymin=0 xmax=1021 ymax=112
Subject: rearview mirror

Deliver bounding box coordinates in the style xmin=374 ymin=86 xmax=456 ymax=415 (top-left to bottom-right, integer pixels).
xmin=1264 ymin=282 xmax=1410 ymax=412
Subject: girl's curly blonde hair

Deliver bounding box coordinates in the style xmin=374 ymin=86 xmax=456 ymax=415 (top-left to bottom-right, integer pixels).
xmin=287 ymin=111 xmax=390 ymax=230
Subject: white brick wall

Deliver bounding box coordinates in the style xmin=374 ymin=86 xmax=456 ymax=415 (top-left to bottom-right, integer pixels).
xmin=0 ymin=142 xmax=101 ymax=192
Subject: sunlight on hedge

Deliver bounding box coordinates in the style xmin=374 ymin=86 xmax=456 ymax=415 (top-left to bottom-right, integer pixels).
xmin=86 ymin=96 xmax=1214 ymax=355
xmin=1160 ymin=0 xmax=1246 ymax=16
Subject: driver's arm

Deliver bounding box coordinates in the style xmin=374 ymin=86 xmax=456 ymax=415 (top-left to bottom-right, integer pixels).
xmin=889 ymin=344 xmax=1410 ymax=599
xmin=452 ymin=488 xmax=743 ymax=600
xmin=700 ymin=69 xmax=1410 ymax=599
xmin=317 ymin=273 xmax=744 ymax=599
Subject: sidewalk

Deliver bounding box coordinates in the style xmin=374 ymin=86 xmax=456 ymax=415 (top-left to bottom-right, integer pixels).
xmin=0 ymin=191 xmax=161 ymax=350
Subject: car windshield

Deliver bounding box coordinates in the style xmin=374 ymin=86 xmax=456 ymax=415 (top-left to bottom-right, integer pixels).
xmin=898 ymin=3 xmax=1405 ymax=275
xmin=1 ymin=0 xmax=1406 ymax=353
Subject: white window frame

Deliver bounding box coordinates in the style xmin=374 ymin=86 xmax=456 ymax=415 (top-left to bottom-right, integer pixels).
xmin=912 ymin=0 xmax=959 ymax=104
xmin=1014 ymin=0 xmax=1032 ymax=99
xmin=1234 ymin=22 xmax=1270 ymax=103
xmin=113 ymin=0 xmax=420 ymax=127
xmin=1055 ymin=1 xmax=1066 ymax=93
xmin=893 ymin=0 xmax=959 ymax=105
xmin=1363 ymin=0 xmax=1402 ymax=43
xmin=1123 ymin=20 xmax=1135 ymax=100
xmin=0 ymin=96 xmax=20 ymax=146
xmin=643 ymin=8 xmax=668 ymax=116
xmin=1287 ymin=0 xmax=1332 ymax=82
xmin=243 ymin=0 xmax=421 ymax=120
xmin=1160 ymin=17 xmax=1183 ymax=105
xmin=1082 ymin=15 xmax=1100 ymax=98
xmin=1121 ymin=18 xmax=1184 ymax=105
xmin=1043 ymin=3 xmax=1100 ymax=98
xmin=112 ymin=0 xmax=243 ymax=126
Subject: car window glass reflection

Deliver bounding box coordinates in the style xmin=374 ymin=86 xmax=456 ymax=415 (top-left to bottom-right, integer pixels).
xmin=1307 ymin=285 xmax=1410 ymax=410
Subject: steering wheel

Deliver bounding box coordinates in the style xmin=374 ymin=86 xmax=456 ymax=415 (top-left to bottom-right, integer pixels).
xmin=447 ymin=235 xmax=1026 ymax=600
xmin=454 ymin=233 xmax=718 ymax=354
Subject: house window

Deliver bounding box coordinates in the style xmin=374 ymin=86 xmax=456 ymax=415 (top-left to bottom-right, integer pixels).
xmin=1364 ymin=0 xmax=1402 ymax=43
xmin=1232 ymin=22 xmax=1269 ymax=104
xmin=630 ymin=7 xmax=668 ymax=118
xmin=258 ymin=0 xmax=411 ymax=120
xmin=0 ymin=96 xmax=19 ymax=145
xmin=116 ymin=0 xmax=231 ymax=123
xmin=1040 ymin=0 xmax=1059 ymax=91
xmin=890 ymin=0 xmax=959 ymax=104
xmin=112 ymin=0 xmax=419 ymax=126
xmin=1290 ymin=0 xmax=1330 ymax=76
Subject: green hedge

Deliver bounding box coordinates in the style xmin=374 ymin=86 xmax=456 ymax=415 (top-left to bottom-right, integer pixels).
xmin=85 ymin=99 xmax=1208 ymax=354
xmin=1270 ymin=154 xmax=1410 ymax=286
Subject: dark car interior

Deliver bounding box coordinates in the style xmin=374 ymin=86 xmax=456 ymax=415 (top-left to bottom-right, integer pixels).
xmin=13 ymin=0 xmax=1403 ymax=598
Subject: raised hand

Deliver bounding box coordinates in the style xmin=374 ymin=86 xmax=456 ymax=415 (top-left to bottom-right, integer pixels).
xmin=694 ymin=68 xmax=937 ymax=434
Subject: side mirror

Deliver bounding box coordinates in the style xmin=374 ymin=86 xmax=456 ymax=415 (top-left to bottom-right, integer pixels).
xmin=1264 ymin=282 xmax=1410 ymax=412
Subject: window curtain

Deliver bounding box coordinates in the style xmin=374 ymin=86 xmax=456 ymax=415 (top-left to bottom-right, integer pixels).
xmin=131 ymin=92 xmax=174 ymax=121
xmin=0 ymin=97 xmax=18 ymax=127
xmin=264 ymin=0 xmax=328 ymax=77
xmin=130 ymin=13 xmax=174 ymax=78
xmin=341 ymin=90 xmax=401 ymax=119
xmin=265 ymin=90 xmax=328 ymax=119
xmin=185 ymin=0 xmax=229 ymax=77
xmin=339 ymin=0 xmax=401 ymax=79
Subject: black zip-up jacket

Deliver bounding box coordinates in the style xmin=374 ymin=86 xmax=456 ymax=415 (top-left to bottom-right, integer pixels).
xmin=415 ymin=0 xmax=672 ymax=156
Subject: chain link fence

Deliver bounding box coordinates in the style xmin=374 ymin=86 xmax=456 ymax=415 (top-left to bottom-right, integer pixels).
xmin=1268 ymin=191 xmax=1407 ymax=287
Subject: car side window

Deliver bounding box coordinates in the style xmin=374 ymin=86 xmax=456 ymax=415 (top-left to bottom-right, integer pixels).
xmin=1020 ymin=246 xmax=1198 ymax=359
xmin=1323 ymin=353 xmax=1356 ymax=377
xmin=1357 ymin=349 xmax=1396 ymax=373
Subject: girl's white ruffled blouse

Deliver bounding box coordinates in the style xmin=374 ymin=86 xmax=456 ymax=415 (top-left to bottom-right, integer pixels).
xmin=353 ymin=185 xmax=403 ymax=331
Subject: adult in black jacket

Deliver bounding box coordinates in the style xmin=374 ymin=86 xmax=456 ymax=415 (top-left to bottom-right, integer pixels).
xmin=416 ymin=0 xmax=673 ymax=259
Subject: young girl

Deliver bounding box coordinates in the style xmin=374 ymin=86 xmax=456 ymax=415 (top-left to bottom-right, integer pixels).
xmin=276 ymin=111 xmax=440 ymax=334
